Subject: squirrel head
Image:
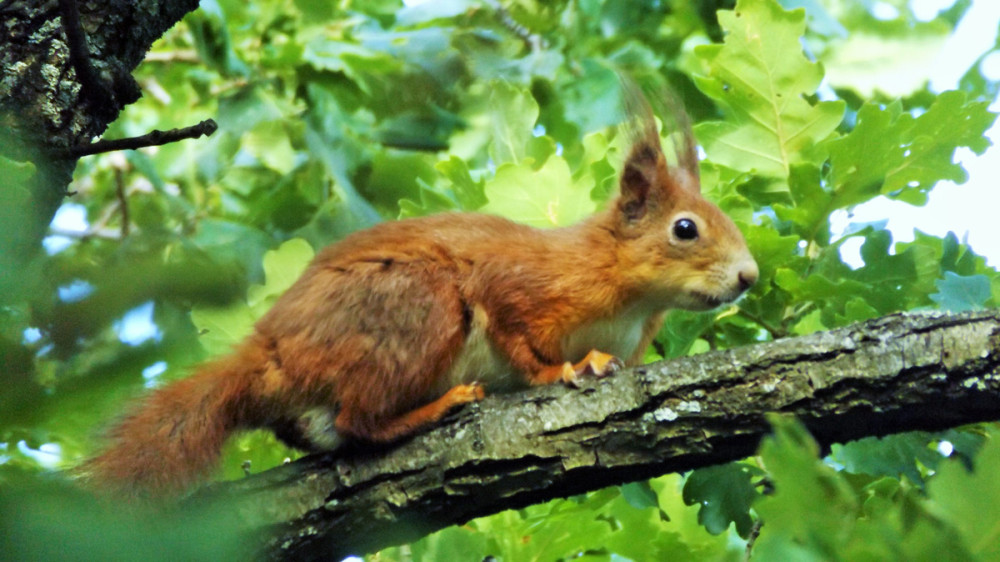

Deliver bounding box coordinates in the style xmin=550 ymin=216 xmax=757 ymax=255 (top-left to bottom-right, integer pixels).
xmin=611 ymin=89 xmax=758 ymax=311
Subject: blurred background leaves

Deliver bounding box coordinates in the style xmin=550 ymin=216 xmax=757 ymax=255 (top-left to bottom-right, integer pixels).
xmin=2 ymin=0 xmax=1000 ymax=560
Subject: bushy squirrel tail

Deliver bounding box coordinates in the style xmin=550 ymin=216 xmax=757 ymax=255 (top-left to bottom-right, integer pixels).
xmin=81 ymin=347 xmax=262 ymax=500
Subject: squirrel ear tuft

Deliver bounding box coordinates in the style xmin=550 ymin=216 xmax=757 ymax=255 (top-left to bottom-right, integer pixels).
xmin=618 ymin=140 xmax=662 ymax=222
xmin=615 ymin=74 xmax=703 ymax=222
xmin=617 ymin=74 xmax=700 ymax=197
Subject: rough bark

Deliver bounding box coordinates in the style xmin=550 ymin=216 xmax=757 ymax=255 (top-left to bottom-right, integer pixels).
xmin=195 ymin=309 xmax=1000 ymax=560
xmin=0 ymin=0 xmax=198 ymax=257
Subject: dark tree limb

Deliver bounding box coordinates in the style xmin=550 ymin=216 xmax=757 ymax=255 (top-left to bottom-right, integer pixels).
xmin=198 ymin=310 xmax=1000 ymax=560
xmin=0 ymin=0 xmax=200 ymax=258
xmin=57 ymin=0 xmax=113 ymax=112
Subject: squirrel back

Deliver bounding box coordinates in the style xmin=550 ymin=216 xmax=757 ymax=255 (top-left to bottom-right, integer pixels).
xmin=82 ymin=88 xmax=757 ymax=499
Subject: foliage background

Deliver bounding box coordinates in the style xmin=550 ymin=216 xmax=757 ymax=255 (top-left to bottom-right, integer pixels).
xmin=3 ymin=0 xmax=1000 ymax=559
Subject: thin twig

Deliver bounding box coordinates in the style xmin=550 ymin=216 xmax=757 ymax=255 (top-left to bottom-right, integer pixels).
xmin=60 ymin=119 xmax=218 ymax=158
xmin=737 ymin=309 xmax=787 ymax=339
xmin=743 ymin=520 xmax=763 ymax=562
xmin=483 ymin=0 xmax=547 ymax=51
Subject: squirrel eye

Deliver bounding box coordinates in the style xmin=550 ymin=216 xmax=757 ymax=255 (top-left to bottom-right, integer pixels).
xmin=673 ymin=218 xmax=699 ymax=241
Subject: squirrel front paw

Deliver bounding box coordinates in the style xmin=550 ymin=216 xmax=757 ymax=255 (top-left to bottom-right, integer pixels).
xmin=560 ymin=350 xmax=624 ymax=387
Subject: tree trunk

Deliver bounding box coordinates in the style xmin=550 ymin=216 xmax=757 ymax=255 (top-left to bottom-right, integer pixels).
xmin=0 ymin=0 xmax=198 ymax=256
xmin=197 ymin=309 xmax=1000 ymax=560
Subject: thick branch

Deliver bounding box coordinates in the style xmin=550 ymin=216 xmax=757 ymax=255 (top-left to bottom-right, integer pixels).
xmin=200 ymin=310 xmax=1000 ymax=560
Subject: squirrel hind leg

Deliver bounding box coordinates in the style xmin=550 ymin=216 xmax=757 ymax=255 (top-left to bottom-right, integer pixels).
xmin=335 ymin=383 xmax=485 ymax=443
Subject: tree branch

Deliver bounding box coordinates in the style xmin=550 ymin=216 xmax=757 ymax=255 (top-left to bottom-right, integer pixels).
xmin=198 ymin=310 xmax=1000 ymax=560
xmin=59 ymin=119 xmax=218 ymax=158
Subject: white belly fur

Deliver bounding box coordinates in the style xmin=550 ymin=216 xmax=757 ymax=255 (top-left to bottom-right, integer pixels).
xmin=437 ymin=303 xmax=655 ymax=398
xmin=561 ymin=305 xmax=652 ymax=363
xmin=434 ymin=305 xmax=520 ymax=395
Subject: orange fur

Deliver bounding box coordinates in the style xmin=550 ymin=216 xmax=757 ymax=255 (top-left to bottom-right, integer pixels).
xmin=82 ymin=96 xmax=758 ymax=499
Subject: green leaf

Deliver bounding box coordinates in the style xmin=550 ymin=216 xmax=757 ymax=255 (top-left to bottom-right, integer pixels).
xmin=773 ymin=164 xmax=832 ymax=242
xmin=683 ymin=463 xmax=762 ymax=537
xmin=929 ymin=272 xmax=991 ymax=312
xmin=436 ymin=156 xmax=488 ymax=211
xmin=655 ymin=310 xmax=717 ymax=359
xmin=192 ymin=239 xmax=314 ymax=355
xmin=939 ymin=231 xmax=986 ymax=276
xmin=293 ymin=0 xmax=336 ymax=26
xmin=620 ymin=481 xmax=660 ymax=511
xmin=742 ymin=224 xmax=803 ymax=289
xmin=190 ymin=219 xmax=274 ymax=283
xmin=832 ymin=297 xmax=880 ymax=326
xmin=753 ymin=416 xmax=859 ymax=559
xmin=558 ymin=59 xmax=624 ymax=133
xmin=302 ymin=37 xmax=404 ymax=88
xmin=396 ymin=0 xmax=470 ymax=26
xmin=366 ymin=151 xmax=438 ymax=216
xmin=246 ymin=238 xmax=314 ymax=313
xmin=580 ymin=131 xmax=620 ymax=203
xmin=398 ymin=178 xmax=459 ymax=219
xmin=189 ymin=303 xmax=256 ymax=357
xmin=849 ymin=229 xmax=939 ymax=313
xmin=243 ymin=120 xmax=298 ymax=175
xmin=482 ymin=155 xmax=596 ymax=228
xmin=0 ymin=155 xmax=38 ymax=305
xmin=927 ymin=429 xmax=1000 ymax=559
xmin=409 ymin=524 xmax=490 ymax=561
xmin=0 ymin=154 xmax=35 ymax=184
xmin=604 ymin=479 xmax=731 ymax=560
xmin=216 ymin=86 xmax=285 ymax=135
xmin=0 ymin=481 xmax=253 ymax=562
xmin=693 ymin=0 xmax=844 ymax=188
xmin=303 ymin=84 xmax=382 ymax=229
xmin=774 ymin=268 xmax=868 ymax=305
xmin=778 ymin=0 xmax=846 ymax=37
xmin=375 ymin=109 xmax=463 ymax=151
xmin=187 ymin=0 xmax=249 ymax=77
xmin=828 ymin=92 xmax=997 ymax=208
xmin=831 ymin=433 xmax=944 ymax=485
xmin=472 ymin=497 xmax=613 ymax=561
xmin=488 ymin=81 xmax=539 ymax=166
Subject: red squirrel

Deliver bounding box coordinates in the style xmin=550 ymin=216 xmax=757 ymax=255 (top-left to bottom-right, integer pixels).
xmin=82 ymin=89 xmax=758 ymax=499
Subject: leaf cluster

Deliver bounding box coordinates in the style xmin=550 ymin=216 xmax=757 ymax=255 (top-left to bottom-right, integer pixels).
xmin=2 ymin=0 xmax=1000 ymax=560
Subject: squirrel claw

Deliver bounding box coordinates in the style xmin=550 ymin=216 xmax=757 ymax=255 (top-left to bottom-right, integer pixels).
xmin=560 ymin=362 xmax=581 ymax=387
xmin=560 ymin=350 xmax=623 ymax=387
xmin=586 ymin=353 xmax=623 ymax=378
xmin=470 ymin=382 xmax=485 ymax=401
xmin=445 ymin=382 xmax=486 ymax=404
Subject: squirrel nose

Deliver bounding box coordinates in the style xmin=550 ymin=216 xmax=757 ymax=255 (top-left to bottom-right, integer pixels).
xmin=737 ymin=260 xmax=759 ymax=292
